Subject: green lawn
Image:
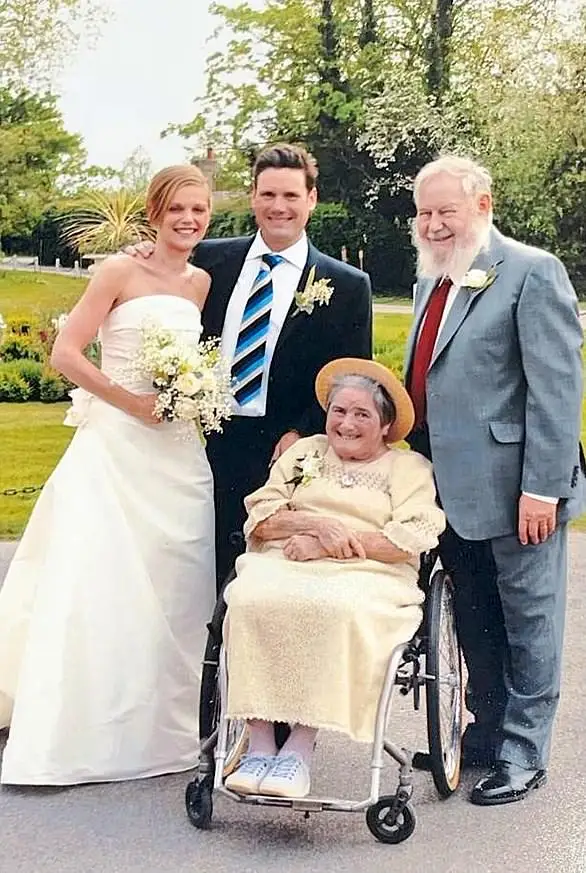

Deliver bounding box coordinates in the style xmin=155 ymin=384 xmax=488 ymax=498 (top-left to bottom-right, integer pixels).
xmin=0 ymin=280 xmax=585 ymax=538
xmin=0 ymin=402 xmax=72 ymax=538
xmin=0 ymin=269 xmax=86 ymax=318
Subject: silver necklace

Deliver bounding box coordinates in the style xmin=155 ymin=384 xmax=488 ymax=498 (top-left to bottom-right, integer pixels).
xmin=338 ymin=450 xmax=387 ymax=487
xmin=339 ymin=459 xmax=371 ymax=488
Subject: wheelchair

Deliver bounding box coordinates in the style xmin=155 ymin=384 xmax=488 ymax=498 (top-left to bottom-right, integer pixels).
xmin=185 ymin=549 xmax=463 ymax=844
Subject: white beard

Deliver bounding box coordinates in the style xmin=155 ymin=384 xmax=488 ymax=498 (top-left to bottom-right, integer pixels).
xmin=413 ymin=218 xmax=491 ymax=282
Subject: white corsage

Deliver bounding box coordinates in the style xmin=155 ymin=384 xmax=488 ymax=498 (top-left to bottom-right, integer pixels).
xmin=292 ymin=266 xmax=334 ymax=317
xmin=63 ymin=387 xmax=93 ymax=427
xmin=461 ymin=261 xmax=502 ymax=293
xmin=286 ymin=451 xmax=324 ymax=487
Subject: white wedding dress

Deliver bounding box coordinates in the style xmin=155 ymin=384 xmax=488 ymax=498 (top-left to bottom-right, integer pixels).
xmin=0 ymin=295 xmax=216 ymax=785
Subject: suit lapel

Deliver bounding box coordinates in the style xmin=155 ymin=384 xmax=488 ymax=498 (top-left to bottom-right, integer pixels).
xmin=273 ymin=241 xmax=320 ymax=356
xmin=430 ymin=230 xmax=505 ymax=367
xmin=203 ymin=238 xmax=253 ymax=336
xmin=405 ymin=277 xmax=435 ymax=370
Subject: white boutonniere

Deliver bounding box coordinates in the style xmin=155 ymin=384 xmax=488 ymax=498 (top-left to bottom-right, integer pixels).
xmin=285 ymin=451 xmax=324 ymax=487
xmin=292 ymin=265 xmax=334 ymax=317
xmin=461 ymin=260 xmax=502 ymax=293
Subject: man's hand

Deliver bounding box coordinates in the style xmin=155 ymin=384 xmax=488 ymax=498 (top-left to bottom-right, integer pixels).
xmin=122 ymin=241 xmax=155 ymax=259
xmin=518 ymin=494 xmax=557 ymax=545
xmin=283 ymin=534 xmax=328 ymax=562
xmin=270 ymin=430 xmax=300 ymax=464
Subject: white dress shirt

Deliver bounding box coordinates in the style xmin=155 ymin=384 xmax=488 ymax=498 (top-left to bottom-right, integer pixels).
xmin=221 ymin=231 xmax=308 ymax=417
xmin=414 ymin=238 xmax=557 ymax=505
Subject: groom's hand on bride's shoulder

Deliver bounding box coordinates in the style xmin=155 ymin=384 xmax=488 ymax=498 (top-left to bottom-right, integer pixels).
xmin=122 ymin=240 xmax=155 ymax=259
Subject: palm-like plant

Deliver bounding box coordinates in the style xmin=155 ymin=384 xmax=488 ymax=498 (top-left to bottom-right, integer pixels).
xmin=59 ymin=189 xmax=155 ymax=254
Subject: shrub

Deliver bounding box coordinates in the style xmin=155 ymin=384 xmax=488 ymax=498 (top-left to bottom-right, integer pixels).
xmin=0 ymin=370 xmax=32 ymax=401
xmin=374 ymin=348 xmax=405 ymax=379
xmin=39 ymin=370 xmax=69 ymax=402
xmin=0 ymin=335 xmax=43 ymax=361
xmin=0 ymin=360 xmax=44 ymax=400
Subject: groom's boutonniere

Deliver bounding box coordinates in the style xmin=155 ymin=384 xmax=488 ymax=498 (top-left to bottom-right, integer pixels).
xmin=461 ymin=260 xmax=503 ymax=293
xmin=285 ymin=451 xmax=324 ymax=487
xmin=292 ymin=265 xmax=334 ymax=317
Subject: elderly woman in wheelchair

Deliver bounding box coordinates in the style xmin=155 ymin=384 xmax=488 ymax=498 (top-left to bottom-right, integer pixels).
xmin=222 ymin=358 xmax=446 ymax=800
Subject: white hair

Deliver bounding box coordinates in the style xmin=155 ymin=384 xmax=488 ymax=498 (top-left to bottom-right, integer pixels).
xmin=413 ymin=155 xmax=493 ymax=205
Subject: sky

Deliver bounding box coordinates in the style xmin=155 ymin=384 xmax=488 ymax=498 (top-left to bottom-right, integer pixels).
xmin=57 ymin=0 xmax=217 ymax=171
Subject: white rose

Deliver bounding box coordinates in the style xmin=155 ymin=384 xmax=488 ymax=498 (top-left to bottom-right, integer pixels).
xmin=462 ymin=269 xmax=488 ymax=289
xmin=200 ymin=370 xmax=217 ymax=392
xmin=175 ymin=372 xmax=203 ymax=396
xmin=175 ymin=397 xmax=200 ymax=420
xmin=300 ymin=453 xmax=323 ymax=480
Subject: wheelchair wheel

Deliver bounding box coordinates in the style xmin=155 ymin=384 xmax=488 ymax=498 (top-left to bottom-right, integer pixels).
xmin=185 ymin=777 xmax=213 ymax=829
xmin=425 ymin=569 xmax=463 ymax=797
xmin=366 ymin=796 xmax=416 ymax=844
xmin=199 ymin=587 xmax=248 ymax=776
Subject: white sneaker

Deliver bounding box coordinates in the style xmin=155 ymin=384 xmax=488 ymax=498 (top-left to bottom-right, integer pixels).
xmin=259 ymin=753 xmax=311 ymax=798
xmin=224 ymin=754 xmax=275 ymax=795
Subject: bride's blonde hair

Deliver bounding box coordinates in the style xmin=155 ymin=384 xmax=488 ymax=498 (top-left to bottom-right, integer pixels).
xmin=146 ymin=165 xmax=211 ymax=225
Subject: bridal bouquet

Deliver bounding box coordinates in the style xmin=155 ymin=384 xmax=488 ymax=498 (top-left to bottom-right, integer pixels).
xmin=133 ymin=322 xmax=233 ymax=442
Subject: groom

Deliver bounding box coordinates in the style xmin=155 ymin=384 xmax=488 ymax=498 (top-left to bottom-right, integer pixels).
xmin=202 ymin=144 xmax=371 ymax=586
xmin=201 ymin=144 xmax=372 ymax=586
xmin=133 ymin=144 xmax=372 ymax=587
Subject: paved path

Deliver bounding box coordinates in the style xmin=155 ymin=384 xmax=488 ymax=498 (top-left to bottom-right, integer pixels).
xmin=0 ymin=537 xmax=585 ymax=873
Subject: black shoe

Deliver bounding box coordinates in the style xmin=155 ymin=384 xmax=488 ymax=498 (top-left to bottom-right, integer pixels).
xmin=412 ymin=743 xmax=494 ymax=772
xmin=469 ymin=761 xmax=547 ymax=806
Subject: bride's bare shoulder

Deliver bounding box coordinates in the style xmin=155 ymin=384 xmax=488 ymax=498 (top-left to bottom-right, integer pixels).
xmin=186 ymin=265 xmax=211 ymax=307
xmin=90 ymin=253 xmax=144 ymax=282
xmin=187 ymin=264 xmax=211 ymax=287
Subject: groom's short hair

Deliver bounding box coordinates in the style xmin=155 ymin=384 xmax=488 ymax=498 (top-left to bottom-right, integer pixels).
xmin=253 ymin=143 xmax=318 ymax=192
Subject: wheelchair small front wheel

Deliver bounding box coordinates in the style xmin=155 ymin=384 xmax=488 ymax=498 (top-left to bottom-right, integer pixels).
xmin=185 ymin=778 xmax=213 ymax=829
xmin=425 ymin=569 xmax=463 ymax=798
xmin=366 ymin=796 xmax=416 ymax=844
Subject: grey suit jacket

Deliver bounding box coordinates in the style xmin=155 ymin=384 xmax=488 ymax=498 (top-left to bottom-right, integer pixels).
xmin=405 ymin=228 xmax=584 ymax=540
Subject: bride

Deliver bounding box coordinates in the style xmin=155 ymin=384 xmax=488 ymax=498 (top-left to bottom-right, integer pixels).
xmin=0 ymin=165 xmax=217 ymax=785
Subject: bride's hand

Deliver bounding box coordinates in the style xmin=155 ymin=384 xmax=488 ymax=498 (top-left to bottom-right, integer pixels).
xmin=128 ymin=393 xmax=162 ymax=425
xmin=122 ymin=241 xmax=155 ymax=259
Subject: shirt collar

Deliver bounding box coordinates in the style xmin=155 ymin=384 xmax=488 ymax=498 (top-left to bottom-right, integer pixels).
xmin=246 ymin=230 xmax=308 ymax=270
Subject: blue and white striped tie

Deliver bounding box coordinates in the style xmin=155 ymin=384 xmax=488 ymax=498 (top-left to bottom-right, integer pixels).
xmin=231 ymin=253 xmax=284 ymax=407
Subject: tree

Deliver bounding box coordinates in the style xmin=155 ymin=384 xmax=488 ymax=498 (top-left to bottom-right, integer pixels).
xmin=168 ymin=0 xmax=586 ymax=291
xmin=425 ymin=0 xmax=454 ymax=104
xmin=59 ymin=189 xmax=155 ymax=254
xmin=0 ymin=88 xmax=86 ymax=238
xmin=0 ymin=0 xmax=107 ymax=88
xmin=117 ymin=147 xmax=154 ymax=193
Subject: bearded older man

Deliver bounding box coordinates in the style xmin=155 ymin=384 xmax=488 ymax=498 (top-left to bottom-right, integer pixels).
xmin=404 ymin=155 xmax=584 ymax=806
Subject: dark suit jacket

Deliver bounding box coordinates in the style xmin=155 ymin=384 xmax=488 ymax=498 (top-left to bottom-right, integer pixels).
xmin=194 ymin=235 xmax=372 ymax=451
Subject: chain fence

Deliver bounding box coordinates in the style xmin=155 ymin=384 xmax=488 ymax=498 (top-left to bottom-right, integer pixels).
xmin=1 ymin=485 xmax=45 ymax=497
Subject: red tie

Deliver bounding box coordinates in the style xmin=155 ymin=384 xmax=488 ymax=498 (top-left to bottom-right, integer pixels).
xmin=409 ymin=277 xmax=452 ymax=428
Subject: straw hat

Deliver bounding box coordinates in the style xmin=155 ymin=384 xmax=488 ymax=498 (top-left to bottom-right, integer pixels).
xmin=315 ymin=357 xmax=415 ymax=443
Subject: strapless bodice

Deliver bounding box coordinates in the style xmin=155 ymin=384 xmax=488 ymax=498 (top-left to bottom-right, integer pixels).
xmin=99 ymin=294 xmax=203 ymax=394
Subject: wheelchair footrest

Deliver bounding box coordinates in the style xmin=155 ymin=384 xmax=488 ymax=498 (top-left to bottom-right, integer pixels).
xmin=219 ymin=786 xmax=370 ymax=813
